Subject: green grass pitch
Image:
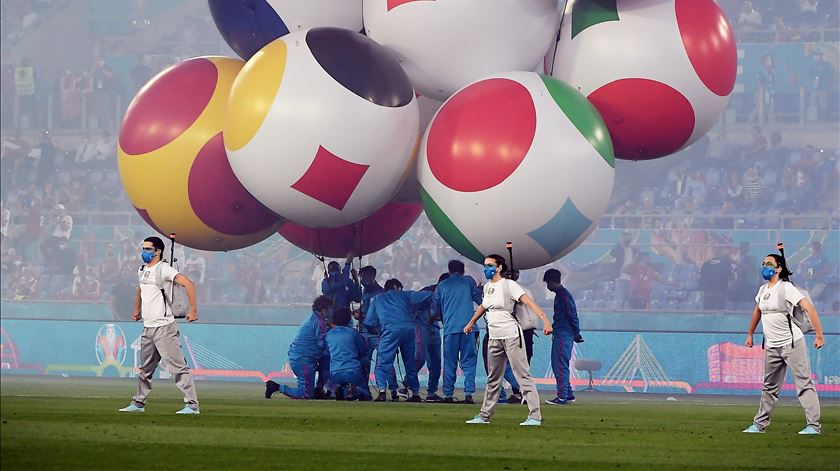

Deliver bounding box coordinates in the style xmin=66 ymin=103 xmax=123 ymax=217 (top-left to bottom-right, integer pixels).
xmin=2 ymin=376 xmax=837 ymax=470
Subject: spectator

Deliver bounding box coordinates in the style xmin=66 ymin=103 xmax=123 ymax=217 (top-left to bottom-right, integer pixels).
xmin=15 ymin=57 xmax=37 ymax=128
xmin=737 ymin=0 xmax=763 ymax=30
xmin=700 ymin=254 xmax=737 ymax=310
xmin=130 ymin=54 xmax=152 ymax=96
xmin=743 ymin=165 xmax=767 ymax=208
xmin=625 ymin=252 xmax=666 ymax=309
xmin=749 ymin=55 xmax=775 ymax=124
xmin=732 ymin=241 xmax=758 ymax=303
xmin=799 ymin=241 xmax=832 ymax=301
xmin=59 ymin=69 xmax=81 ymax=127
xmin=609 ymin=231 xmax=635 ymax=308
xmin=92 ymin=130 xmax=116 ymax=168
xmin=33 ymin=130 xmax=55 ymax=185
xmin=807 ymin=49 xmax=835 ymax=122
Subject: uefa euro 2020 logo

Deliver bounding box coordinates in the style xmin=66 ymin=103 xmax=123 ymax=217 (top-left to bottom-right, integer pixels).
xmin=95 ymin=323 xmax=127 ymax=365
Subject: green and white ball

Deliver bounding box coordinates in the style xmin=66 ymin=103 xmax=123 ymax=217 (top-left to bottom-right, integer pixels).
xmin=417 ymin=71 xmax=615 ymax=269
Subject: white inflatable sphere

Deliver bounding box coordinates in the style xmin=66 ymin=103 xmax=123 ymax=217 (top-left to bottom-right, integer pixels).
xmin=364 ymin=0 xmax=560 ymax=100
xmin=551 ymin=0 xmax=736 ymax=160
xmin=418 ymin=71 xmax=615 ymax=269
xmin=225 ymin=27 xmax=419 ymax=228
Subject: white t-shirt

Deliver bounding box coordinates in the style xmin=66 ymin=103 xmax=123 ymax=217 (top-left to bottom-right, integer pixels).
xmin=755 ymin=281 xmax=805 ymax=348
xmin=483 ymin=279 xmax=526 ymax=340
xmin=139 ymin=262 xmax=179 ymax=328
xmin=52 ymin=214 xmax=73 ymax=239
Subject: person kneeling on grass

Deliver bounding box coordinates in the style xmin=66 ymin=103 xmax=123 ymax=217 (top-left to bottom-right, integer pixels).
xmin=463 ymin=254 xmax=553 ymax=427
xmin=265 ymin=296 xmax=332 ymax=400
xmin=326 ymin=307 xmax=372 ymax=401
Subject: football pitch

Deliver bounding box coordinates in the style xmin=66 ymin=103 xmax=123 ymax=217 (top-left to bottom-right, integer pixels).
xmin=1 ymin=376 xmax=837 ymax=470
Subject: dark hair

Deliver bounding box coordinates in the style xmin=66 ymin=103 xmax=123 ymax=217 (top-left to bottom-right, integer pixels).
xmin=312 ymin=295 xmax=334 ymax=313
xmin=144 ymin=236 xmax=165 ymax=253
xmin=384 ymin=278 xmax=402 ymax=291
xmin=765 ymin=254 xmax=792 ymax=282
xmin=448 ymin=260 xmax=465 ymax=275
xmin=332 ymin=307 xmax=352 ymax=326
xmin=543 ymin=268 xmax=562 ymax=283
xmin=509 ymin=269 xmax=520 ymax=281
xmin=438 ymin=272 xmax=450 ymax=283
xmin=485 ymin=254 xmax=507 ymax=274
xmin=359 ymin=265 xmax=377 ymax=278
xmin=327 ymin=261 xmax=340 ymax=272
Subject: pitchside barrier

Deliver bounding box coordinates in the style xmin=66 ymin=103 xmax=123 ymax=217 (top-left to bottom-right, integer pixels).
xmin=1 ymin=310 xmax=837 ymax=397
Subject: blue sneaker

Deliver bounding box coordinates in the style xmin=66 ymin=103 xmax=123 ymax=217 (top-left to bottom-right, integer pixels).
xmin=798 ymin=425 xmax=820 ymax=435
xmin=742 ymin=424 xmax=764 ymax=433
xmin=465 ymin=415 xmax=490 ymax=424
xmin=118 ymin=403 xmax=144 ymax=413
xmin=566 ymin=394 xmax=576 ymax=403
xmin=520 ymin=418 xmax=542 ymax=426
xmin=545 ymin=396 xmax=568 ymax=405
xmin=175 ymin=406 xmax=200 ymax=415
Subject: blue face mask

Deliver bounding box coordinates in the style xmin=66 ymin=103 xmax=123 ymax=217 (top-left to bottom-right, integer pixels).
xmin=761 ymin=266 xmax=776 ymax=281
xmin=141 ymin=251 xmax=154 ymax=263
xmin=483 ymin=266 xmax=497 ymax=280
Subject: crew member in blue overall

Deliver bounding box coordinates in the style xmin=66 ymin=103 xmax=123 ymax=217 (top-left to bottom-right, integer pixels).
xmin=326 ymin=307 xmax=372 ymax=401
xmin=321 ymin=253 xmax=361 ymax=311
xmin=364 ymin=278 xmax=432 ymax=402
xmin=543 ymin=269 xmax=583 ymax=405
xmin=355 ymin=265 xmax=399 ymax=400
xmin=266 ymin=295 xmax=332 ymax=399
xmin=405 ymin=274 xmax=446 ymax=402
xmin=432 ymin=260 xmax=482 ymax=404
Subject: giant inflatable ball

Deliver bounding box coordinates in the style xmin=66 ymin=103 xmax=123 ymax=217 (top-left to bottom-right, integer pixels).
xmin=209 ymin=0 xmax=363 ymax=60
xmin=225 ymin=27 xmax=420 ymax=228
xmin=551 ymin=0 xmax=736 ymax=160
xmin=278 ymin=200 xmax=423 ymax=258
xmin=364 ymin=0 xmax=560 ymax=100
xmin=418 ymin=72 xmax=615 ymax=269
xmin=118 ymin=57 xmax=283 ymax=251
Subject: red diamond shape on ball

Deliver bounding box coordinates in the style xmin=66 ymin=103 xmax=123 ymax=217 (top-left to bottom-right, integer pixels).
xmin=291 ymin=146 xmax=369 ymax=210
xmin=387 ymin=0 xmax=435 ymax=11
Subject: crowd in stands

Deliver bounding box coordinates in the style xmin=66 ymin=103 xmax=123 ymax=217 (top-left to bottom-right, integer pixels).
xmin=722 ymin=0 xmax=839 ymax=39
xmin=1 ymin=125 xmax=837 ymax=315
xmin=607 ymin=129 xmax=840 ymax=230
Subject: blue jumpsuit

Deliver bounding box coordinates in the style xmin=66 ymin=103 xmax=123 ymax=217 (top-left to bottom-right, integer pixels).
xmin=364 ymin=289 xmax=433 ymax=395
xmin=415 ymin=284 xmax=442 ymax=396
xmin=320 ymin=263 xmax=361 ymax=392
xmin=326 ymin=325 xmax=372 ymax=400
xmin=321 ymin=262 xmax=361 ymax=310
xmin=432 ymin=274 xmax=482 ymax=398
xmin=358 ymin=282 xmax=398 ymax=392
xmin=284 ymin=312 xmax=328 ymax=399
xmin=551 ymin=285 xmax=581 ymax=399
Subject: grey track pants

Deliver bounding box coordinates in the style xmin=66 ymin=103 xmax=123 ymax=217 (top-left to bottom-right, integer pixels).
xmin=753 ymin=338 xmax=820 ymax=432
xmin=132 ymin=322 xmax=199 ymax=409
xmin=479 ymin=337 xmax=541 ymax=421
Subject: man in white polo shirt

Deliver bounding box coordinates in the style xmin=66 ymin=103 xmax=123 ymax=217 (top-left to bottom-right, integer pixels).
xmin=119 ymin=236 xmax=199 ymax=414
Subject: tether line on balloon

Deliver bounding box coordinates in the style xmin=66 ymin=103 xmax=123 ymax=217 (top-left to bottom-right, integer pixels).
xmin=549 ymin=0 xmax=570 ymax=77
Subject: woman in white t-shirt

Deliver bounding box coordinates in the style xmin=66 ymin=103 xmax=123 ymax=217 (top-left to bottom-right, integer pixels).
xmin=463 ymin=254 xmax=552 ymax=426
xmin=743 ymin=254 xmax=825 ymax=435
